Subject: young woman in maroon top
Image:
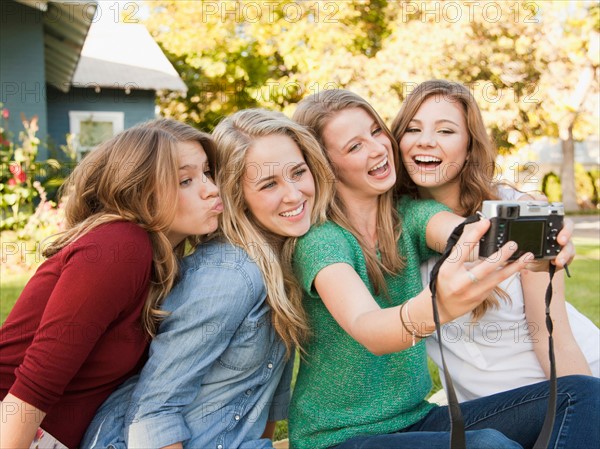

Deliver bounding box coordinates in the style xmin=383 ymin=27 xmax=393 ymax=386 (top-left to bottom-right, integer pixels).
xmin=0 ymin=119 xmax=223 ymax=448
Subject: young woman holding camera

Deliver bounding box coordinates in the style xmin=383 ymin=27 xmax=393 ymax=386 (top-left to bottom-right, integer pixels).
xmin=289 ymin=88 xmax=598 ymax=449
xmin=391 ymin=79 xmax=599 ymax=402
xmin=0 ymin=119 xmax=221 ymax=449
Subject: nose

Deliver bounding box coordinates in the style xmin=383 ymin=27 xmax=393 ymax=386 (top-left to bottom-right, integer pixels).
xmin=368 ymin=137 xmax=388 ymax=158
xmin=282 ymin=180 xmax=303 ymax=203
xmin=200 ymin=174 xmax=219 ymax=199
xmin=417 ymin=130 xmax=436 ymax=148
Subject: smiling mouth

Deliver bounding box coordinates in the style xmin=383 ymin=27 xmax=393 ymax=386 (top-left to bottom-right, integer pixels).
xmin=413 ymin=155 xmax=442 ymax=169
xmin=279 ymin=201 xmax=305 ymax=218
xmin=368 ymin=157 xmax=389 ymax=176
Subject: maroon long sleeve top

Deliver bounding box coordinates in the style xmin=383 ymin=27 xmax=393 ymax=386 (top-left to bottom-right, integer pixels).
xmin=0 ymin=221 xmax=152 ymax=448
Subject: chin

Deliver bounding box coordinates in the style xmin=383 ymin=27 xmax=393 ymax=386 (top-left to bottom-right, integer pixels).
xmin=281 ymin=223 xmax=311 ymax=238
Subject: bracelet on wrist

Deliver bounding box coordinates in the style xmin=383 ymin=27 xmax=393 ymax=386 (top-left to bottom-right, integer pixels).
xmin=399 ymin=298 xmax=433 ymax=346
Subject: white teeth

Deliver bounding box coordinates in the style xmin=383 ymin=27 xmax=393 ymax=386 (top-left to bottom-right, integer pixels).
xmin=280 ymin=202 xmax=304 ymax=218
xmin=414 ymin=155 xmax=441 ymax=163
xmin=369 ymin=157 xmax=388 ymax=172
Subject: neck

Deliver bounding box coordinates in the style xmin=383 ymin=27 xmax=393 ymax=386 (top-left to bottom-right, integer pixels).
xmin=418 ymin=182 xmax=464 ymax=216
xmin=337 ymin=186 xmax=379 ymax=246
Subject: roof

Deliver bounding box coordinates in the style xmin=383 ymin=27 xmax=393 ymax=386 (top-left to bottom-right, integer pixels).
xmin=71 ymin=23 xmax=187 ymax=93
xmin=16 ymin=0 xmax=97 ymax=93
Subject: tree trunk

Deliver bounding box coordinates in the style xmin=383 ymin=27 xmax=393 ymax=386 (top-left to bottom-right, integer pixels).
xmin=560 ymin=124 xmax=578 ymax=212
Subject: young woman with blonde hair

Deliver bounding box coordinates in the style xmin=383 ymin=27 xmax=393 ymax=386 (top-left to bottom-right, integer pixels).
xmin=391 ymin=79 xmax=599 ymax=402
xmin=289 ymin=88 xmax=596 ymax=449
xmin=82 ymin=109 xmax=334 ymax=449
xmin=0 ymin=118 xmax=222 ymax=449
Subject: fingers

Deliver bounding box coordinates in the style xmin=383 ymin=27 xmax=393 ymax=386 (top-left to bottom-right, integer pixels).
xmin=558 ymin=218 xmax=574 ymax=245
xmin=436 ymin=242 xmax=531 ymax=322
xmin=447 ymin=219 xmax=491 ymax=266
xmin=468 ymin=240 xmax=524 ymax=284
xmin=554 ymin=218 xmax=575 ymax=267
xmin=554 ymin=240 xmax=575 ymax=268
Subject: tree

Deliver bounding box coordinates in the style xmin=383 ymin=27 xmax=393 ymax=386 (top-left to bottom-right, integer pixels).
xmin=142 ymin=1 xmax=598 ymax=210
xmin=142 ymin=0 xmax=395 ymax=129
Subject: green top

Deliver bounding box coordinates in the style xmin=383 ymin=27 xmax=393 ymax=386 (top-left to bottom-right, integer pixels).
xmin=289 ymin=195 xmax=449 ymax=449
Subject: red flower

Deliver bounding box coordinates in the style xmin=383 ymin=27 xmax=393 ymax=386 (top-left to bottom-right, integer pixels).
xmin=2 ymin=109 xmax=8 ymax=120
xmin=8 ymin=163 xmax=26 ymax=183
xmin=9 ymin=163 xmax=21 ymax=176
xmin=7 ymin=178 xmax=16 ymax=186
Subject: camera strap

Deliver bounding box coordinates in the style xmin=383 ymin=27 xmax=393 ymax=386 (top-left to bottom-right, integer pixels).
xmin=533 ymin=262 xmax=557 ymax=449
xmin=428 ymin=215 xmax=558 ymax=449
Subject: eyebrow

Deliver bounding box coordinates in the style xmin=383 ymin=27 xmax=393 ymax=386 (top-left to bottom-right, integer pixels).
xmin=256 ymin=162 xmax=307 ymax=185
xmin=179 ymin=164 xmax=198 ymax=171
xmin=409 ymin=118 xmax=460 ymax=127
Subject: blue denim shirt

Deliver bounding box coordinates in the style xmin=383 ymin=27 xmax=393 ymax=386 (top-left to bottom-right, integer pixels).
xmin=82 ymin=240 xmax=293 ymax=449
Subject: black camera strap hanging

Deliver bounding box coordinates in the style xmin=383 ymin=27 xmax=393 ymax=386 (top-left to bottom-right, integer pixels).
xmin=427 ymin=215 xmax=558 ymax=449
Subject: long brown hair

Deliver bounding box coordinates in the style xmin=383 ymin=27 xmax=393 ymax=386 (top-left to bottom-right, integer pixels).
xmin=391 ymin=80 xmax=508 ymax=318
xmin=213 ymin=109 xmax=334 ymax=354
xmin=293 ymin=89 xmax=405 ymax=296
xmin=44 ymin=118 xmax=217 ymax=335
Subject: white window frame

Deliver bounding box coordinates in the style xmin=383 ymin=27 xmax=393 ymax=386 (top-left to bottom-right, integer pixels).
xmin=69 ymin=111 xmax=125 ymax=158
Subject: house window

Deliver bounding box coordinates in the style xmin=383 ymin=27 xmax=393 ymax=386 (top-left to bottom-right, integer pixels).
xmin=69 ymin=111 xmax=124 ymax=158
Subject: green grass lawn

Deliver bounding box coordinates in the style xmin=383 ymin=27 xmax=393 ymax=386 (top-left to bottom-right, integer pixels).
xmin=2 ymin=238 xmax=598 ymax=441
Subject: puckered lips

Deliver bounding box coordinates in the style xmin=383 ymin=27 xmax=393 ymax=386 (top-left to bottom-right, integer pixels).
xmin=368 ymin=157 xmax=391 ymax=178
xmin=412 ymin=155 xmax=442 ymax=170
xmin=279 ymin=200 xmax=307 ymax=221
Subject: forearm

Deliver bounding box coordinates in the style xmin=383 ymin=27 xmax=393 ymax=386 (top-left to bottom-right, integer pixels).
xmin=0 ymin=394 xmax=46 ymax=449
xmin=351 ymin=290 xmax=436 ymax=355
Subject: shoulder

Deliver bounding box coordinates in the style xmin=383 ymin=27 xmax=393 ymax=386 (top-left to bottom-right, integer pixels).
xmin=179 ymin=239 xmax=264 ymax=294
xmin=82 ymin=221 xmax=150 ymax=244
xmin=60 ymin=221 xmax=152 ymax=267
xmin=495 ymin=184 xmax=525 ymax=201
xmin=295 ymin=221 xmax=356 ymax=262
xmin=397 ymin=195 xmax=450 ymax=229
xmin=297 ymin=220 xmax=353 ymax=249
xmin=161 ymin=240 xmax=266 ymax=317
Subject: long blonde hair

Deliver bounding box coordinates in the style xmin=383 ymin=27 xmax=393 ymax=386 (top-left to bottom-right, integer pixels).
xmin=293 ymin=89 xmax=405 ymax=296
xmin=44 ymin=118 xmax=217 ymax=335
xmin=391 ymin=80 xmax=508 ymax=318
xmin=212 ymin=109 xmax=334 ymax=354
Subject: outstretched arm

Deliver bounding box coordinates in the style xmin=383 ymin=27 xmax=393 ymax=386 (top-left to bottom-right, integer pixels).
xmin=314 ymin=220 xmax=530 ymax=355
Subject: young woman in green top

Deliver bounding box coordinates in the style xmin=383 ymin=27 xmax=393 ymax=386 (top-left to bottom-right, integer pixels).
xmin=288 ymin=89 xmax=596 ymax=449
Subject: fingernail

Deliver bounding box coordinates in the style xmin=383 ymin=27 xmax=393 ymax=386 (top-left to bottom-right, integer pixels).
xmin=522 ymin=252 xmax=534 ymax=262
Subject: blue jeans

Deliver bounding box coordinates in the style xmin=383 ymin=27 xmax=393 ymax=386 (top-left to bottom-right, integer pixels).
xmin=332 ymin=375 xmax=600 ymax=449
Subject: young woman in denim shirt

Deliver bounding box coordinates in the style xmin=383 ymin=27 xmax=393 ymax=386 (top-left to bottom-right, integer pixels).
xmin=289 ymin=89 xmax=597 ymax=449
xmin=83 ymin=109 xmax=333 ymax=449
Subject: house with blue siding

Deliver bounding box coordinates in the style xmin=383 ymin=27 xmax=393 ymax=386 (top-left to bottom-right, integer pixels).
xmin=1 ymin=0 xmax=186 ymax=158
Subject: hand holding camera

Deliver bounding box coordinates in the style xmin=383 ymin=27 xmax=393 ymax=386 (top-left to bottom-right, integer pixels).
xmin=479 ymin=201 xmax=575 ymax=271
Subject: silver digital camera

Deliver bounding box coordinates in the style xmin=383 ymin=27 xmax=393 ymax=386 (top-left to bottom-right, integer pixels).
xmin=479 ymin=201 xmax=564 ymax=260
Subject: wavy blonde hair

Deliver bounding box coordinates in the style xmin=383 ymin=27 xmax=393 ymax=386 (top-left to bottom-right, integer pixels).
xmin=391 ymin=80 xmax=508 ymax=318
xmin=292 ymin=89 xmax=405 ymax=296
xmin=212 ymin=109 xmax=334 ymax=354
xmin=44 ymin=118 xmax=217 ymax=336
